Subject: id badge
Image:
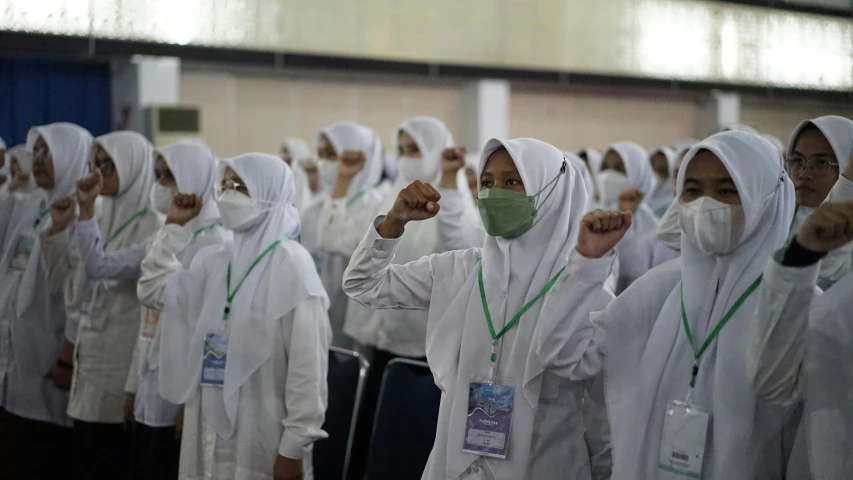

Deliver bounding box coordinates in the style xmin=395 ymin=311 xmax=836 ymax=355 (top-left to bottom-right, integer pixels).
xmin=462 ymin=375 xmax=515 ymax=459
xmin=658 ymin=400 xmax=711 ymax=479
xmin=9 ymin=233 xmax=34 ymax=271
xmin=201 ymin=332 xmax=228 ymax=387
xmin=140 ymin=310 xmax=160 ymax=339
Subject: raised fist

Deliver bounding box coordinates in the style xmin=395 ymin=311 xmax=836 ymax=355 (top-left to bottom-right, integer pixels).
xmin=796 ymin=201 xmax=853 ymax=253
xmin=76 ymin=170 xmax=104 ymax=208
xmin=441 ymin=147 xmax=467 ymax=175
xmin=166 ymin=193 xmax=204 ymax=226
xmin=576 ymin=209 xmax=633 ymax=259
xmin=377 ymin=181 xmax=441 ymax=239
xmin=49 ymin=196 xmax=76 ymax=234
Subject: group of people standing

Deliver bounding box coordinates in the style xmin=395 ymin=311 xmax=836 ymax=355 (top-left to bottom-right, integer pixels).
xmin=0 ymin=113 xmax=851 ymax=480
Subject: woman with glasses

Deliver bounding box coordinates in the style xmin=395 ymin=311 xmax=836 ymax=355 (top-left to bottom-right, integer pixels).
xmin=137 ymin=154 xmax=330 ymax=480
xmin=128 ymin=140 xmax=231 ymax=480
xmin=0 ymin=123 xmax=92 ymax=478
xmin=42 ymin=130 xmax=160 ymax=480
xmin=784 ymin=115 xmax=853 ymax=290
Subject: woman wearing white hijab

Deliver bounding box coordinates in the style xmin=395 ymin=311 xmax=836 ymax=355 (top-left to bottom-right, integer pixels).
xmin=344 ymin=137 xmax=618 ymax=480
xmin=43 ymin=130 xmax=160 ymax=479
xmin=746 ymin=201 xmax=853 ymax=480
xmin=783 ymin=115 xmax=853 ymax=289
xmin=0 ymin=145 xmax=37 ymax=200
xmin=137 ymin=153 xmax=330 ymax=480
xmin=315 ymin=121 xmax=386 ymax=348
xmin=540 ymin=131 xmax=796 ymax=479
xmin=294 ymin=155 xmax=328 ymax=269
xmin=280 ymin=138 xmax=313 ymax=213
xmin=126 ymin=140 xmax=230 ymax=480
xmin=647 ymin=146 xmax=677 ymax=217
xmin=0 ymin=123 xmax=92 ymax=478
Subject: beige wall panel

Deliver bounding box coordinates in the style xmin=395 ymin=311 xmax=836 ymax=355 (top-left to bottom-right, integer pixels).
xmin=511 ymin=88 xmax=700 ymax=153
xmin=180 ymin=70 xmax=464 ymax=158
xmin=741 ymin=100 xmax=853 ymax=146
xmin=4 ymin=0 xmax=849 ymax=89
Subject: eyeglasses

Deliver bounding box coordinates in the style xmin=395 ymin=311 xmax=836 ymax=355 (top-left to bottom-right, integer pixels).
xmin=32 ymin=144 xmax=50 ymax=167
xmin=785 ymin=155 xmax=839 ymax=176
xmin=214 ymin=179 xmax=248 ymax=198
xmin=89 ymin=158 xmax=116 ymax=176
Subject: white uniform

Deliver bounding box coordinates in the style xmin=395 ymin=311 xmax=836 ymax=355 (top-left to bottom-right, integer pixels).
xmin=315 ymin=121 xmax=387 ymax=349
xmin=139 ymin=153 xmax=330 ymax=480
xmin=344 ymin=138 xmax=612 ymax=480
xmin=538 ymin=132 xmax=797 ymax=479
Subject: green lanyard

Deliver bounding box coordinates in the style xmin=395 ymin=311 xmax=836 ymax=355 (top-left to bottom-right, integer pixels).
xmin=193 ymin=222 xmax=222 ymax=237
xmin=103 ymin=207 xmax=150 ymax=249
xmin=680 ymin=275 xmax=762 ymax=389
xmin=222 ymin=237 xmax=289 ymax=321
xmin=345 ymin=188 xmax=371 ymax=209
xmin=477 ymin=261 xmax=566 ymax=379
xmin=33 ymin=200 xmax=49 ymax=229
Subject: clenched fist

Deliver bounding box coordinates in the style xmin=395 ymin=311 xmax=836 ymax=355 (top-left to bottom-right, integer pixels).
xmin=76 ymin=171 xmax=103 ymax=221
xmin=576 ymin=210 xmax=632 ymax=259
xmin=441 ymin=147 xmax=467 ymax=175
xmin=796 ymin=201 xmax=853 ymax=253
xmin=49 ymin=196 xmax=76 ymax=234
xmin=166 ymin=193 xmax=203 ymax=226
xmin=377 ymin=181 xmax=441 ymax=238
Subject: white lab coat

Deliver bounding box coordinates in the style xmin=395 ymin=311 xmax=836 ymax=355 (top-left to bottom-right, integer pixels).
xmin=0 ymin=191 xmax=71 ymax=426
xmin=344 ymin=222 xmax=614 ymax=480
xmin=138 ymin=224 xmax=330 ymax=480
xmin=317 ymin=190 xmax=386 ymax=350
xmin=41 ymin=214 xmax=158 ymax=423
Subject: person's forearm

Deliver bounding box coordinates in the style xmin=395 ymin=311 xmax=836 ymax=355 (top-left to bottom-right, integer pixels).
xmin=438 ymin=173 xmax=458 ymax=190
xmin=376 ymin=215 xmax=406 ymax=239
xmin=78 ymin=202 xmax=96 ymax=222
xmin=330 ymin=177 xmax=352 ymax=199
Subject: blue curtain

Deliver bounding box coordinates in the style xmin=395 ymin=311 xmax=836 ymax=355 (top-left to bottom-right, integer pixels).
xmin=0 ymin=57 xmax=111 ymax=147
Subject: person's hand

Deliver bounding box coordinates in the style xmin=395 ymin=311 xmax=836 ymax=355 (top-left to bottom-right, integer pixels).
xmin=174 ymin=406 xmax=185 ymax=440
xmin=576 ymin=210 xmax=633 ymax=258
xmin=76 ymin=170 xmax=104 ymax=220
xmin=123 ymin=394 xmax=136 ymax=430
xmin=338 ymin=151 xmax=365 ymax=180
xmin=166 ymin=193 xmax=203 ymax=226
xmin=439 ymin=147 xmax=467 ymax=189
xmin=274 ymin=456 xmax=303 ymax=480
xmin=796 ymin=201 xmax=853 ymax=253
xmin=43 ymin=360 xmax=72 ymax=391
xmin=618 ymin=188 xmax=645 ymax=213
xmin=48 ymin=197 xmax=77 ymax=234
xmin=377 ymin=181 xmax=441 ymax=238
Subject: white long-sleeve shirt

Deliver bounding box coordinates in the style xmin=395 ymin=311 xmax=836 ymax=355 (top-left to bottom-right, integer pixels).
xmin=342 ymin=220 xmax=614 ymax=480
xmin=436 ymin=189 xmax=486 ymax=250
xmin=40 ymin=217 xmax=149 ymax=423
xmin=138 ymin=223 xmax=329 ymax=479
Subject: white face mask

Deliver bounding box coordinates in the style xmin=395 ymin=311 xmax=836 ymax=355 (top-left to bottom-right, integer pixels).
xmin=597 ymin=170 xmax=629 ymax=209
xmin=397 ymin=156 xmax=428 ymax=182
xmin=317 ymin=159 xmax=338 ymax=186
xmin=149 ymin=183 xmax=176 ymax=215
xmin=216 ymin=190 xmax=260 ymax=231
xmin=656 ymin=200 xmax=682 ymax=251
xmin=679 ymin=196 xmax=745 ymax=255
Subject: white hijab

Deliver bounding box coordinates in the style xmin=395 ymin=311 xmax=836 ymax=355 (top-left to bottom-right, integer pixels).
xmin=27 ymin=123 xmax=94 ymax=202
xmin=281 ymin=137 xmax=313 ymax=212
xmin=762 ymin=134 xmax=785 ymax=153
xmin=601 ymin=141 xmax=656 ymax=196
xmin=578 ymin=147 xmax=602 ymax=187
xmin=786 ymin=115 xmax=853 ymax=233
xmin=161 ymin=153 xmax=328 ymax=438
xmin=93 ymin=131 xmax=160 ymax=251
xmin=673 ymin=138 xmax=700 ymax=151
xmin=606 ymin=131 xmax=795 ymax=479
xmin=13 ymin=124 xmax=94 ymax=317
xmin=564 ymin=150 xmax=595 ymax=207
xmin=456 ymin=152 xmax=482 ymax=227
xmin=375 ymin=116 xmax=455 ymax=262
xmin=805 ymin=268 xmax=853 ymax=479
xmin=721 ymin=124 xmax=760 ymax=135
xmin=648 ymin=146 xmax=677 ymax=215
xmin=6 ymin=145 xmax=37 ymax=194
xmin=426 ymin=138 xmax=589 ymax=479
xmin=154 ymin=140 xmax=221 ymax=232
xmin=316 ymin=121 xmax=384 ymax=199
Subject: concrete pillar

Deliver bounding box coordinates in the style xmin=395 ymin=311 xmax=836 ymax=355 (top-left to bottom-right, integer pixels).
xmin=462 ymin=79 xmax=510 ymax=152
xmin=111 ymin=56 xmax=180 ymax=136
xmin=697 ymin=90 xmax=741 ymax=138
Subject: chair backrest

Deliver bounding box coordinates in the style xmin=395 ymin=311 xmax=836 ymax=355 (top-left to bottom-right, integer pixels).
xmin=363 ymin=358 xmax=440 ymax=480
xmin=314 ymin=346 xmax=369 ymax=480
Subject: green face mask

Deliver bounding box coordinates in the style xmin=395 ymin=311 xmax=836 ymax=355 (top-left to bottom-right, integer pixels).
xmin=477 ymin=162 xmax=565 ymax=239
